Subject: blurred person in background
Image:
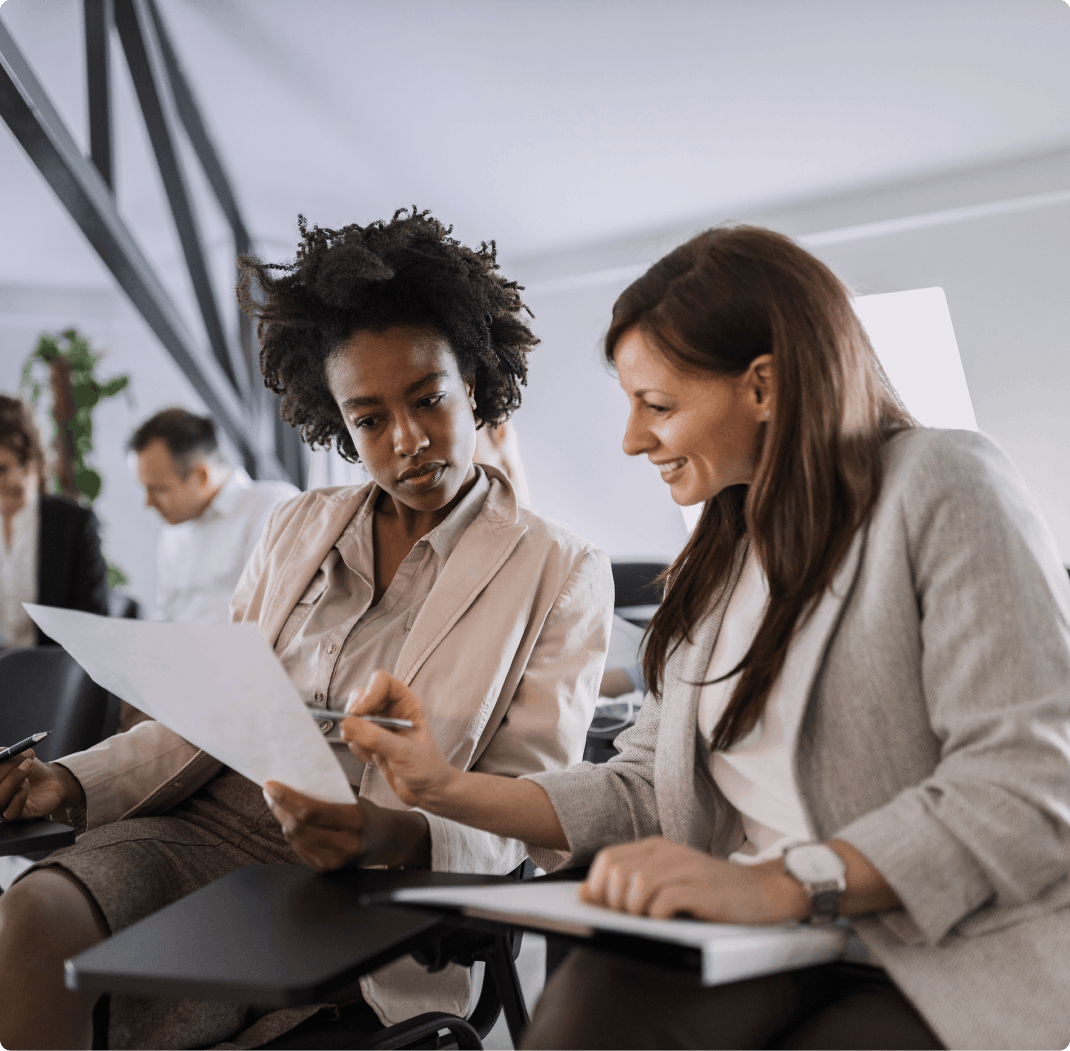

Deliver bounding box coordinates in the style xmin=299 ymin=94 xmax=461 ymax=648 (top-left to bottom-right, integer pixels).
xmin=129 ymin=408 xmax=299 ymax=625
xmin=0 ymin=395 xmax=107 ymax=649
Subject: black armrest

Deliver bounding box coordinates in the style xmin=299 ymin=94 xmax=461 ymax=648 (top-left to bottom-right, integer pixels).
xmin=0 ymin=819 xmax=76 ymax=857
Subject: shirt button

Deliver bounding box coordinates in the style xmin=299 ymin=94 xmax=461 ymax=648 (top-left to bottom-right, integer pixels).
xmin=314 ymin=690 xmax=324 ymax=703
xmin=327 ymin=643 xmax=337 ymax=655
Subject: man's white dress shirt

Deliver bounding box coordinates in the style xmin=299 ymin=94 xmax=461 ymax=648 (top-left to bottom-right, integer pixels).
xmin=0 ymin=487 xmax=38 ymax=648
xmin=154 ymin=468 xmax=299 ymax=624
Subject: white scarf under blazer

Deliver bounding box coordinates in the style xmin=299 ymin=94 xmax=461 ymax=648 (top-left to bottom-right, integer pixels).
xmin=529 ymin=427 xmax=1070 ymax=1051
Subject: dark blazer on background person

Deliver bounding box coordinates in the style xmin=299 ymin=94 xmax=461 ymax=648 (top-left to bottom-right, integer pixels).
xmin=34 ymin=495 xmax=109 ymax=645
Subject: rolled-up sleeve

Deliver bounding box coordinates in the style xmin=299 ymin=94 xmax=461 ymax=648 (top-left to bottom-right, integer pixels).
xmin=835 ymin=432 xmax=1070 ymax=944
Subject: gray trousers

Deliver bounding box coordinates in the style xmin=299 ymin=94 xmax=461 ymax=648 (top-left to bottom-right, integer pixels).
xmin=522 ymin=950 xmax=943 ymax=1050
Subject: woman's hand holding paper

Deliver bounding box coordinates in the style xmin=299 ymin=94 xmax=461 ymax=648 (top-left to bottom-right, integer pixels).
xmin=262 ymin=781 xmax=430 ymax=871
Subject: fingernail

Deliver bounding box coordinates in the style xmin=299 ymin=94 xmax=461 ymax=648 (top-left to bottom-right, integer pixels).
xmin=18 ymin=759 xmax=32 ymax=771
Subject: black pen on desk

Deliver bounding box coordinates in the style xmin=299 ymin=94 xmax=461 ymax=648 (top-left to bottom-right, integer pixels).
xmin=0 ymin=731 xmax=50 ymax=764
xmin=306 ymin=708 xmax=414 ymax=731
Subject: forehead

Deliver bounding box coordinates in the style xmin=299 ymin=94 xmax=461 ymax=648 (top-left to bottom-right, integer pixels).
xmin=614 ymin=327 xmax=689 ymax=392
xmin=327 ymin=327 xmax=460 ymax=395
xmin=136 ymin=440 xmax=180 ymax=479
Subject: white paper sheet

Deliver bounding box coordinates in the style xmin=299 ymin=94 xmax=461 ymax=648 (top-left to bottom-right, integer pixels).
xmin=23 ymin=604 xmax=354 ymax=805
xmin=392 ymin=881 xmax=847 ymax=985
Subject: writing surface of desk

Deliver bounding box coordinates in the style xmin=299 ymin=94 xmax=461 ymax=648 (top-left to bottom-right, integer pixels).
xmin=64 ymin=865 xmax=513 ymax=1007
xmin=0 ymin=818 xmax=76 ymax=856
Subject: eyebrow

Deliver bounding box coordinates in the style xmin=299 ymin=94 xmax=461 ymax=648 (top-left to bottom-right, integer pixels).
xmin=339 ymin=370 xmax=451 ymax=411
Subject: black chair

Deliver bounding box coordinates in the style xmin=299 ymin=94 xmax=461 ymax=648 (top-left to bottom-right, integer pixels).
xmin=260 ymin=861 xmax=534 ymax=1050
xmin=611 ymin=561 xmax=667 ymax=627
xmin=0 ymin=648 xmax=109 ymax=762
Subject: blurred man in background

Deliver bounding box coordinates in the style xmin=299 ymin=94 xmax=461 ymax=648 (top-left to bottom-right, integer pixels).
xmin=130 ymin=408 xmax=299 ymax=624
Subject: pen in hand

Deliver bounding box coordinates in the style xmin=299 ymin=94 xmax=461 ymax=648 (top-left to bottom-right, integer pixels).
xmin=0 ymin=731 xmax=50 ymax=765
xmin=306 ymin=708 xmax=414 ymax=731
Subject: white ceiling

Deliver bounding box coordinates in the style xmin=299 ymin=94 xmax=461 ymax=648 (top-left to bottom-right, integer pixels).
xmin=1 ymin=0 xmax=1069 ymax=297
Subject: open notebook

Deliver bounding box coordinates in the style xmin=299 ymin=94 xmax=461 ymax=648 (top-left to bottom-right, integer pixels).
xmin=390 ymin=880 xmax=847 ymax=986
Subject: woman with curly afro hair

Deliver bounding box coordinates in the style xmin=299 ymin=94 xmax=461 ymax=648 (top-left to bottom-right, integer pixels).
xmin=0 ymin=209 xmax=614 ymax=1050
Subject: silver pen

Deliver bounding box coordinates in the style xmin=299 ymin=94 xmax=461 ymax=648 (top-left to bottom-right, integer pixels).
xmin=306 ymin=708 xmax=414 ymax=730
xmin=0 ymin=731 xmax=50 ymax=764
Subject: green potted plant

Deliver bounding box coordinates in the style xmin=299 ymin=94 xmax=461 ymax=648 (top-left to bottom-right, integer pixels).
xmin=22 ymin=328 xmax=131 ymax=587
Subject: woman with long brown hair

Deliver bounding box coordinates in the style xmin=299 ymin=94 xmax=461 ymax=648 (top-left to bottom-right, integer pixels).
xmin=346 ymin=225 xmax=1068 ymax=1049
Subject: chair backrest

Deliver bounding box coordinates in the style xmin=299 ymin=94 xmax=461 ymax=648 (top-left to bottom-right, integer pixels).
xmin=0 ymin=648 xmax=109 ymax=762
xmin=611 ymin=561 xmax=668 ymax=610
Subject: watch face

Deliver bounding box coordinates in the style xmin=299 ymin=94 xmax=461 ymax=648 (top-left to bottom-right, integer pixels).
xmin=786 ymin=844 xmax=846 ymax=883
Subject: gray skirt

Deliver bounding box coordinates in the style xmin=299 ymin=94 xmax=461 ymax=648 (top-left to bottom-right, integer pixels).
xmin=28 ymin=768 xmax=370 ymax=1050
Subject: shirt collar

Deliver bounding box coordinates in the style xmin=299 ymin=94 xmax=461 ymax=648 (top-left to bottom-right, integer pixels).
xmin=338 ymin=466 xmax=489 ymax=574
xmin=424 ymin=466 xmax=490 ymax=563
xmin=200 ymin=467 xmax=251 ymax=520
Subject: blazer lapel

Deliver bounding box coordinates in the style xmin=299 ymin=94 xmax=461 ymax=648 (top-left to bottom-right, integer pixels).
xmin=394 ymin=473 xmax=527 ymax=686
xmin=259 ymin=486 xmax=373 ymax=645
xmin=655 ymin=537 xmax=749 ymax=847
xmin=785 ymin=522 xmax=869 ymax=836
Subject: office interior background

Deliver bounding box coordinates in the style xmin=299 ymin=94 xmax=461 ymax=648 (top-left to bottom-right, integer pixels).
xmin=1 ymin=0 xmax=1068 ymax=612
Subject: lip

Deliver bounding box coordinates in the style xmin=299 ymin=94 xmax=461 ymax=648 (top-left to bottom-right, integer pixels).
xmin=398 ymin=461 xmax=447 ymax=483
xmin=650 ymin=456 xmax=687 ymax=483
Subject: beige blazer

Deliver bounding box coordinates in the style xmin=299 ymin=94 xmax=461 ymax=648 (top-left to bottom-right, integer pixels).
xmin=58 ymin=466 xmax=613 ymax=1024
xmin=530 ymin=429 xmax=1070 ymax=1051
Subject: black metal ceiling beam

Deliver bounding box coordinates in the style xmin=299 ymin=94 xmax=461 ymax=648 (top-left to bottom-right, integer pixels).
xmin=146 ymin=0 xmax=250 ymax=256
xmin=146 ymin=0 xmax=264 ymax=397
xmin=113 ymin=0 xmax=250 ymax=400
xmin=84 ymin=0 xmax=114 ymax=190
xmin=0 ymin=17 xmax=269 ymax=475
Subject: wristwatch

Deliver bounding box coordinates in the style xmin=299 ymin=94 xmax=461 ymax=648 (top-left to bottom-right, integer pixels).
xmin=782 ymin=843 xmax=847 ymax=925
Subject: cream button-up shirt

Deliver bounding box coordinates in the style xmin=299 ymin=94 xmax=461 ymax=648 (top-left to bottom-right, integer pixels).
xmin=154 ymin=468 xmax=299 ymax=624
xmin=0 ymin=486 xmax=38 ymax=648
xmin=275 ymin=469 xmax=490 ymax=781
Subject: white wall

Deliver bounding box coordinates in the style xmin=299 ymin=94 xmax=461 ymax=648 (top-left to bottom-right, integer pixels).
xmin=505 ymin=150 xmax=1070 ymax=564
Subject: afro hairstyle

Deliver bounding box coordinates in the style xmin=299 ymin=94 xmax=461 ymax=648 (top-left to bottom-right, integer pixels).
xmin=237 ymin=208 xmax=537 ymax=463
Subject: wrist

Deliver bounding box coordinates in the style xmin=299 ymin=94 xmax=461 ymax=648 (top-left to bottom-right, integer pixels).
xmin=51 ymin=762 xmax=86 ymax=810
xmin=422 ymin=764 xmax=466 ymax=817
xmin=360 ymin=802 xmax=431 ymax=869
xmin=754 ymin=860 xmax=811 ymax=922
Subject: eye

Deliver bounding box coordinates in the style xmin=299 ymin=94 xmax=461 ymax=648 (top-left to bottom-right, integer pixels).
xmin=417 ymin=393 xmax=447 ymax=409
xmin=645 ymin=402 xmax=670 ymax=414
xmin=353 ymin=415 xmax=380 ymax=430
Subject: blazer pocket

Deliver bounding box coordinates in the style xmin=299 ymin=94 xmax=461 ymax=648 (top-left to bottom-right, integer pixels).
xmin=276 ymin=571 xmax=329 ymax=651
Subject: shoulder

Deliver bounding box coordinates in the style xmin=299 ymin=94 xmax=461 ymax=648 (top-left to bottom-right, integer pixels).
xmin=514 ymin=503 xmax=606 ymax=566
xmin=255 ymin=482 xmax=372 ymax=544
xmin=878 ymin=426 xmax=1040 ymax=528
xmin=39 ymin=495 xmax=96 ymax=531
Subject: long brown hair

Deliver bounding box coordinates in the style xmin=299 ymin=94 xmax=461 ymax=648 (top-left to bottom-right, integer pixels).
xmin=606 ymin=226 xmax=913 ymax=750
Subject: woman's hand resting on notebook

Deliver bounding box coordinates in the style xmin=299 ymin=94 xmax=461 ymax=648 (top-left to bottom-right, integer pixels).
xmin=581 ymin=837 xmax=901 ymax=923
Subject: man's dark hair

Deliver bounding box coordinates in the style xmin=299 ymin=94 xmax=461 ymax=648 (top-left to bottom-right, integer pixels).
xmin=237 ymin=208 xmax=538 ymax=463
xmin=129 ymin=408 xmax=222 ymax=478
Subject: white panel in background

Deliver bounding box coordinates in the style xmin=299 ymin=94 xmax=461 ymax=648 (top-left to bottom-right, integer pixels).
xmin=680 ymin=286 xmax=976 ymax=534
xmin=852 ymin=287 xmax=977 ymax=431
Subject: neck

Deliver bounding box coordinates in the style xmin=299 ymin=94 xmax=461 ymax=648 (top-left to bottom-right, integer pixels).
xmin=378 ymin=465 xmax=478 ymax=538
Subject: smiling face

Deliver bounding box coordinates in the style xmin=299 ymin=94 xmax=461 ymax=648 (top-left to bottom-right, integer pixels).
xmin=327 ymin=326 xmax=478 ymax=513
xmin=614 ymin=326 xmax=773 ymax=506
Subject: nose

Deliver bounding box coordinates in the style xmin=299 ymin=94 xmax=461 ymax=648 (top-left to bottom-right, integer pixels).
xmin=393 ymin=413 xmax=430 ymax=458
xmin=621 ymin=404 xmax=657 ymax=458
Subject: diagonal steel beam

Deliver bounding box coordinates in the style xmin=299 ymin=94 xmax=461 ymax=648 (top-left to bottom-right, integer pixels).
xmin=0 ymin=16 xmax=274 ymax=476
xmin=84 ymin=0 xmax=114 ymax=191
xmin=113 ymin=0 xmax=250 ymax=400
xmin=146 ymin=0 xmax=264 ymax=395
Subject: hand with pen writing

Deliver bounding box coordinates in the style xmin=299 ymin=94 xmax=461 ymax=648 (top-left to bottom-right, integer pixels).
xmin=339 ymin=670 xmax=458 ymax=808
